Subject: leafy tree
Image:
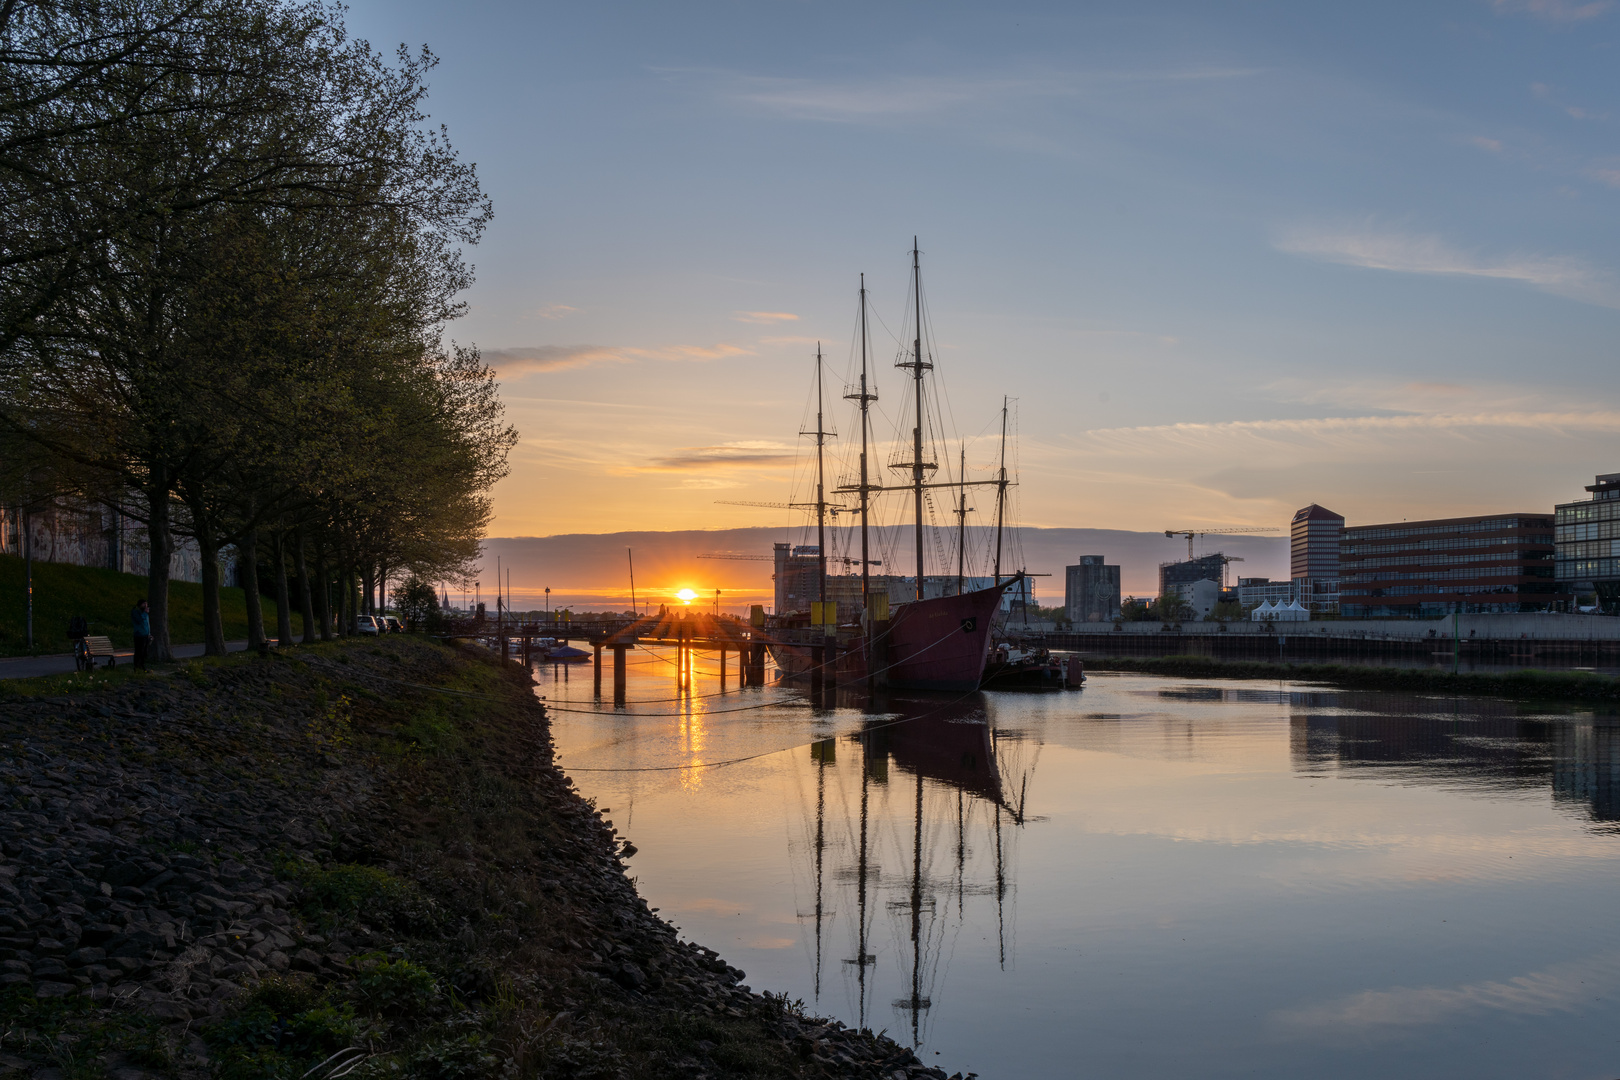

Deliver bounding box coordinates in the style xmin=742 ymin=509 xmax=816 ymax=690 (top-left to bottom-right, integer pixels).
xmin=390 ymin=575 xmax=439 ymax=631
xmin=0 ymin=0 xmax=493 ymax=657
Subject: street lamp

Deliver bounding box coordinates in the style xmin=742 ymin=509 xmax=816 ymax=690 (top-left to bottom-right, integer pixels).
xmin=545 ymin=586 xmax=551 ymax=621
xmin=714 ymin=589 xmax=721 ymax=615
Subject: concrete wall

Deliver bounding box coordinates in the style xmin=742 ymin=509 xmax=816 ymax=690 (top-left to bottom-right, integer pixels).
xmin=0 ymin=502 xmax=227 ymax=585
xmin=1062 ymin=612 xmax=1620 ymax=641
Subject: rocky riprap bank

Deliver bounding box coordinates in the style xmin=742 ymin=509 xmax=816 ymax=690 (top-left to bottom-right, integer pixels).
xmin=0 ymin=638 xmax=972 ymax=1080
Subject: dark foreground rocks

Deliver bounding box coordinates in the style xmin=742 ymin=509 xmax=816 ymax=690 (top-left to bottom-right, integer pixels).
xmin=0 ymin=638 xmax=972 ymax=1079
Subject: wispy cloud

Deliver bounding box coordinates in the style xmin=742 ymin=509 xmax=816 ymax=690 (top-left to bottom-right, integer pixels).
xmin=732 ymin=311 xmax=799 ymax=324
xmin=1493 ymin=0 xmax=1613 ymax=22
xmin=484 ymin=343 xmax=752 ymax=377
xmin=1274 ymin=950 xmax=1620 ymax=1038
xmin=1465 ymin=135 xmax=1503 ymax=152
xmin=1585 ymin=163 xmax=1620 ymax=186
xmin=1531 ymin=81 xmax=1607 ymax=120
xmin=1259 ymin=377 xmax=1574 ymax=415
xmin=645 ymin=441 xmax=796 ymax=471
xmin=532 ymin=304 xmax=578 ymax=320
xmin=1273 ymin=223 xmax=1620 ymax=308
xmin=695 ymin=66 xmax=1261 ymax=124
xmin=1083 ymin=410 xmax=1620 ymax=451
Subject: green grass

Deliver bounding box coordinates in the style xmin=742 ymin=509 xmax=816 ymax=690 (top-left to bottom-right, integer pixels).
xmin=0 ymin=553 xmax=303 ymax=657
xmin=1084 ymin=654 xmax=1620 ymax=703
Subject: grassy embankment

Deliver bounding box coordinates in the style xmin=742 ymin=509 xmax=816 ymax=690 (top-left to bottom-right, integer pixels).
xmin=1084 ymin=654 xmax=1620 ymax=703
xmin=0 ymin=553 xmax=302 ymax=657
xmin=0 ymin=635 xmax=934 ymax=1079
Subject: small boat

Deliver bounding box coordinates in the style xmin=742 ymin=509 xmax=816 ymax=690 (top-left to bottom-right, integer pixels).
xmin=545 ymin=644 xmax=591 ymax=662
xmin=980 ymin=644 xmax=1078 ymax=690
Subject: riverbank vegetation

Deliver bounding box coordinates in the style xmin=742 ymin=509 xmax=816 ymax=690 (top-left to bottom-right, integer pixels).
xmin=0 ymin=636 xmax=967 ymax=1079
xmin=0 ymin=0 xmax=514 ymax=662
xmin=1083 ymin=654 xmax=1620 ymax=703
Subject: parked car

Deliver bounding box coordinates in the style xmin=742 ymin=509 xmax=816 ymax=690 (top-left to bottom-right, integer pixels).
xmin=356 ymin=615 xmax=381 ymax=635
xmin=384 ymin=616 xmax=404 ymax=633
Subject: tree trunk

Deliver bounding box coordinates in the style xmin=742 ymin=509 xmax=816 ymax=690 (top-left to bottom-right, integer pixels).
xmin=296 ymin=530 xmax=317 ymax=644
xmin=315 ymin=549 xmax=333 ymax=641
xmin=198 ymin=533 xmax=225 ymax=656
xmin=241 ymin=528 xmax=264 ymax=649
xmin=144 ymin=475 xmax=174 ymax=663
xmin=272 ymin=532 xmax=294 ymax=646
xmin=362 ymin=566 xmax=375 ymax=616
xmin=338 ymin=567 xmax=351 ymax=635
xmin=347 ymin=569 xmax=360 ymax=634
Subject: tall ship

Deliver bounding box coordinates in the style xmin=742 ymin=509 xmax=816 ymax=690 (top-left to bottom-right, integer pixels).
xmin=766 ymin=242 xmax=1020 ymax=692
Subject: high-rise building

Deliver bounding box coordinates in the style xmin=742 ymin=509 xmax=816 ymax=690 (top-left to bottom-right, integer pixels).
xmin=1554 ymin=472 xmax=1620 ymax=610
xmin=1291 ymin=504 xmax=1345 ymax=613
xmin=1065 ymin=556 xmax=1121 ymax=623
xmin=1339 ymin=514 xmax=1564 ymax=617
xmin=773 ymin=543 xmax=822 ymax=614
xmin=1291 ymin=504 xmax=1344 ymax=579
xmin=1159 ymin=553 xmax=1226 ymax=598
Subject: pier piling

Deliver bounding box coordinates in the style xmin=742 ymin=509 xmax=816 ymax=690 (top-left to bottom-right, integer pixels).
xmin=824 ymin=634 xmax=837 ymax=706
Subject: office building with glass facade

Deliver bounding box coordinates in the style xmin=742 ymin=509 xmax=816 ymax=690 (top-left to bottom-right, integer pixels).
xmin=1555 ymin=472 xmax=1620 ymax=609
xmin=1338 ymin=514 xmax=1565 ymax=618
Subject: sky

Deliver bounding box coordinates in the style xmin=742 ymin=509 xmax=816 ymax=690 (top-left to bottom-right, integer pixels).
xmin=341 ymin=0 xmax=1620 ymax=600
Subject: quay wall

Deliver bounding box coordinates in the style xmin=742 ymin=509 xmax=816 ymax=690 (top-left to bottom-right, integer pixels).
xmin=1049 ymin=613 xmax=1620 ymax=641
xmin=1038 ymin=614 xmax=1620 ymax=666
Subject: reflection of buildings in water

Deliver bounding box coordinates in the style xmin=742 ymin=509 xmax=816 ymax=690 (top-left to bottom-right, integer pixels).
xmin=796 ymin=694 xmax=1035 ymax=1048
xmin=1285 ymin=691 xmax=1619 ymax=824
xmin=1552 ymin=720 xmax=1620 ymax=823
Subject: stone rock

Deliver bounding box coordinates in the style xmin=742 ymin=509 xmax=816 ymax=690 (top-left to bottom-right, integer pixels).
xmin=290 ymin=948 xmax=322 ymax=972
xmin=611 ymin=961 xmax=646 ymax=990
xmin=146 ymin=999 xmax=190 ymax=1022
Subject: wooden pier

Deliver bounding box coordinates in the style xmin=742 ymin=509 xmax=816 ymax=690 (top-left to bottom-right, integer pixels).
xmin=443 ymin=612 xmax=775 ymax=706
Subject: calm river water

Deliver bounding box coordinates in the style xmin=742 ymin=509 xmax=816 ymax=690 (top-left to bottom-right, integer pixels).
xmin=534 ymin=650 xmax=1620 ymax=1079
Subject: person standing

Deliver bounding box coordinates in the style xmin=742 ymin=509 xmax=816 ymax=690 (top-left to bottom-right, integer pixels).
xmin=131 ymin=598 xmax=151 ymax=669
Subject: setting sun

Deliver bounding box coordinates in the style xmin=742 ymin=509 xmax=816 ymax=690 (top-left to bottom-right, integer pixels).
xmin=676 ymin=588 xmax=697 ymax=604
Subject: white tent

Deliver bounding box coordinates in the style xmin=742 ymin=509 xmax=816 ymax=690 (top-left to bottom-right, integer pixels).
xmin=1277 ymin=599 xmax=1309 ymax=622
xmin=1251 ymin=600 xmax=1277 ymax=621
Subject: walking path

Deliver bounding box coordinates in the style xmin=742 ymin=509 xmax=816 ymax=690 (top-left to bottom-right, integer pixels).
xmin=0 ymin=640 xmax=250 ymax=680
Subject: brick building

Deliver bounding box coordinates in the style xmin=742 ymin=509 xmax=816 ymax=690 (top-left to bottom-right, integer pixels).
xmin=1338 ymin=514 xmax=1566 ymax=618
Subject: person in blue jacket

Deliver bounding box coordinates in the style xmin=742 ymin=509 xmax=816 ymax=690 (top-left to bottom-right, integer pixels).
xmin=131 ymin=599 xmax=151 ymax=669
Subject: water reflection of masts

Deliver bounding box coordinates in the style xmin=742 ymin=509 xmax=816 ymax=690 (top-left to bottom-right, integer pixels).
xmin=843 ymin=729 xmax=879 ymax=1030
xmin=898 ymin=768 xmax=931 ymax=1047
xmin=813 ymin=740 xmax=828 ymax=998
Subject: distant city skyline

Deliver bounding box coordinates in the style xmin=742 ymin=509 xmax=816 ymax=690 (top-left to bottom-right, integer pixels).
xmin=344 ymin=0 xmax=1620 ymax=542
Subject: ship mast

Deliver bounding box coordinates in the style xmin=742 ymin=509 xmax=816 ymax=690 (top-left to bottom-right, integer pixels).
xmin=847 ymin=276 xmax=876 ymax=607
xmin=955 ymin=444 xmax=970 ymax=595
xmin=993 ymin=397 xmax=1008 ymax=586
xmin=814 ymin=345 xmax=828 ymax=603
xmin=906 ymin=240 xmax=930 ymax=601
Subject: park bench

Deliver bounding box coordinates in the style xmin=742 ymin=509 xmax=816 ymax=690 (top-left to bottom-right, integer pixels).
xmin=76 ymin=635 xmax=116 ymax=672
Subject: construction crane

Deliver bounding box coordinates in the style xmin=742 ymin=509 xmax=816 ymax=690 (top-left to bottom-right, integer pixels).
xmin=1164 ymin=526 xmax=1280 ymax=561
xmin=1219 ymin=554 xmax=1244 ymax=590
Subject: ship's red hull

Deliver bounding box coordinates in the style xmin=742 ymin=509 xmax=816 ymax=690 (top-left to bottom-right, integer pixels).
xmin=769 ymin=582 xmax=1008 ymax=692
